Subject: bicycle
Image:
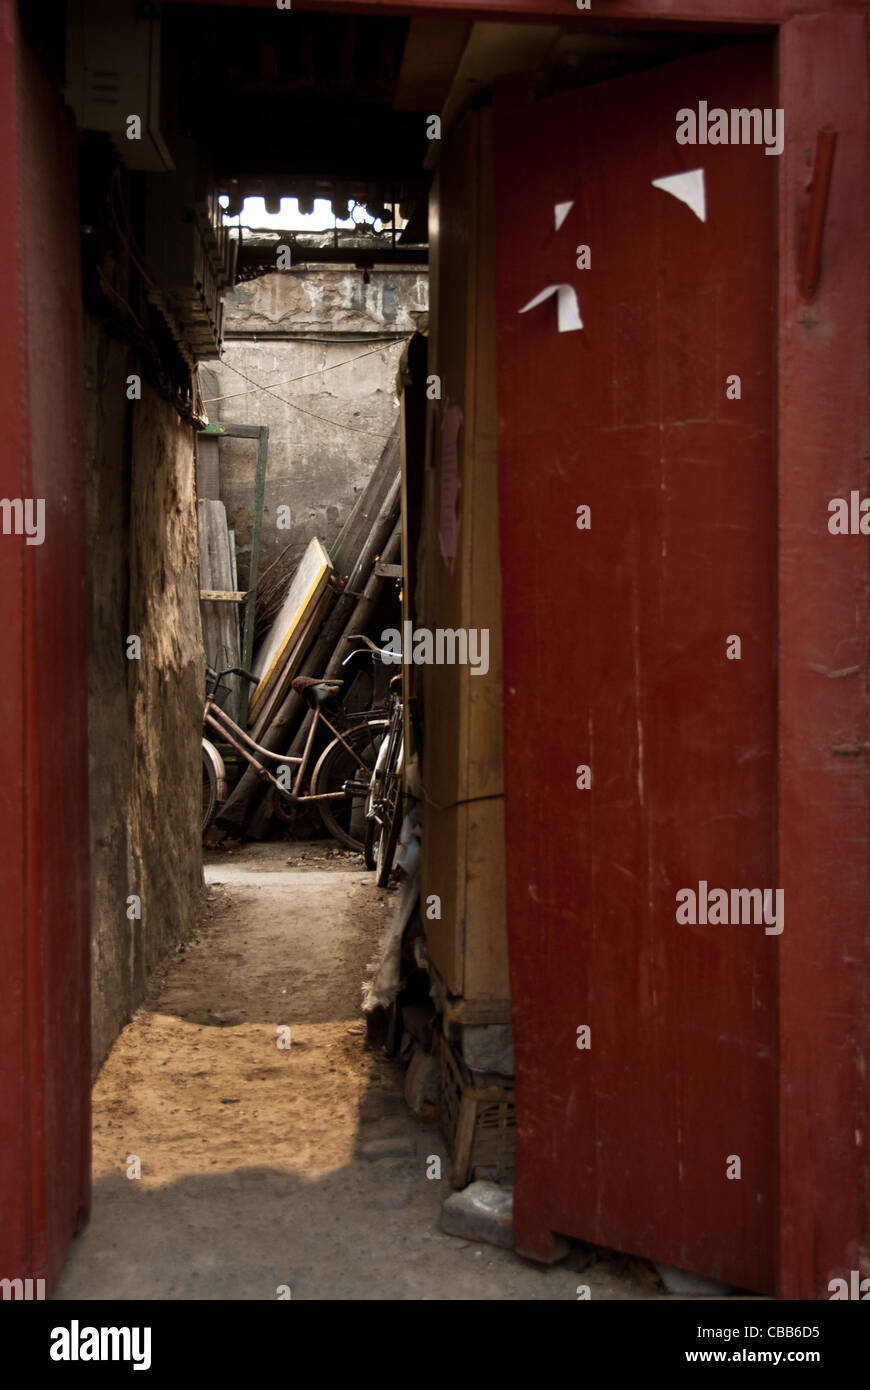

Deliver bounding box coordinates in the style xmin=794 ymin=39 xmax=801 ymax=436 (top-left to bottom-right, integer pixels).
xmin=201 ymin=662 xmax=388 ymax=850
xmin=342 ymin=636 xmax=405 ymax=886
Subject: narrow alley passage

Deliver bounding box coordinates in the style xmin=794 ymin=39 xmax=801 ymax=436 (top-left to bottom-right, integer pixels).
xmin=55 ymin=844 xmax=655 ymax=1301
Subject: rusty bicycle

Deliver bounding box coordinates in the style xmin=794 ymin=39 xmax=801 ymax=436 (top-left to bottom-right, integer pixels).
xmin=201 ymin=661 xmax=388 ymax=848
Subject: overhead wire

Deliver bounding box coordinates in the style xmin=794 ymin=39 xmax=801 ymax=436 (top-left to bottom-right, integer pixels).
xmin=205 ymin=352 xmax=401 ymax=439
xmin=202 ymin=340 xmax=407 ymax=403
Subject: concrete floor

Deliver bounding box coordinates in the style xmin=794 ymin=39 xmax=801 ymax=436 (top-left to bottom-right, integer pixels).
xmin=55 ymin=842 xmax=660 ymax=1301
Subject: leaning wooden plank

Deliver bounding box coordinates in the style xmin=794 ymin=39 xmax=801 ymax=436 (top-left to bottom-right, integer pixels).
xmin=279 ymin=473 xmax=401 ymax=756
xmin=329 ymin=488 xmax=364 ymax=565
xmin=248 ymin=537 xmax=332 ymax=721
xmin=198 ymin=499 xmax=242 ymax=716
xmin=252 ymin=469 xmax=400 ymax=755
xmin=216 ymin=467 xmax=400 ymax=833
xmin=286 ymin=518 xmax=402 ymax=758
xmin=249 ymin=586 xmax=331 ymax=742
xmin=331 ymin=432 xmax=401 ymax=581
xmin=246 ymin=521 xmax=403 ymax=843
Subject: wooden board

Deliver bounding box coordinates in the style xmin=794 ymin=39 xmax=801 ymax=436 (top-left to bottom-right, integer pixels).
xmin=249 ymin=536 xmax=332 ymax=720
xmin=494 ymin=43 xmax=777 ymax=1286
xmin=420 ymin=108 xmax=508 ymax=1003
xmin=249 ymin=588 xmax=330 ymax=742
xmin=775 ymin=9 xmax=870 ymax=1299
xmin=198 ymin=498 xmax=242 ymax=715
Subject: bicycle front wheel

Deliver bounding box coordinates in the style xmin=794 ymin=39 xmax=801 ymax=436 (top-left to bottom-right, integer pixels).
xmin=201 ymin=741 xmax=218 ymax=832
xmin=363 ymin=814 xmax=378 ymax=871
xmin=311 ymin=720 xmax=388 ymax=851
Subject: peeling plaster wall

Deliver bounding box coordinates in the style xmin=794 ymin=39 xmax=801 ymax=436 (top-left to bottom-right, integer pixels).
xmin=85 ymin=317 xmax=204 ymax=1076
xmin=199 ymin=267 xmax=428 ymax=585
xmin=222 ymin=266 xmax=429 ymax=337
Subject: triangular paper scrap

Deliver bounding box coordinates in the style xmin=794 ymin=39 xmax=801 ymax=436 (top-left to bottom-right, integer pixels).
xmin=518 ymin=284 xmax=583 ymax=333
xmin=651 ymin=168 xmax=706 ymax=223
xmin=554 ymin=200 xmax=573 ymax=231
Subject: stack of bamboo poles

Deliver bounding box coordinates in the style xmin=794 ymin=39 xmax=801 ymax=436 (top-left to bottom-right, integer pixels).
xmin=216 ymin=430 xmax=402 ymax=836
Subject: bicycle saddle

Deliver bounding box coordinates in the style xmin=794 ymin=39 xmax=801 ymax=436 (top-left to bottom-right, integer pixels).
xmin=291 ymin=676 xmax=344 ymax=709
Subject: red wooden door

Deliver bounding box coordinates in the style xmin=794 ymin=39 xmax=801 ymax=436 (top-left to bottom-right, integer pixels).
xmin=494 ymin=42 xmax=777 ymax=1292
xmin=0 ymin=4 xmax=90 ymax=1295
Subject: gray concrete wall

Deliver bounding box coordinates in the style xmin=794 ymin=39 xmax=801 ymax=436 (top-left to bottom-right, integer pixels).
xmin=85 ymin=317 xmax=204 ymax=1076
xmin=199 ymin=267 xmax=428 ymax=588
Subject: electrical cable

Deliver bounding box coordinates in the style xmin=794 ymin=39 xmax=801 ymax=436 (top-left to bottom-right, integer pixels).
xmin=109 ymin=167 xmax=155 ymax=287
xmin=97 ymin=267 xmax=145 ymax=332
xmin=202 ymin=340 xmax=408 ymax=403
xmin=417 ymin=783 xmax=504 ymax=814
xmin=206 ymin=354 xmax=398 ymax=439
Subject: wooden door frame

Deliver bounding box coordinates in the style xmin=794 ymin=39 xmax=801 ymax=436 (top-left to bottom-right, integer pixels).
xmin=774 ymin=12 xmax=869 ymax=1299
xmin=0 ymin=0 xmax=864 ymax=1299
xmin=206 ymin=0 xmax=868 ymax=1295
xmin=297 ymin=0 xmax=867 ymax=1298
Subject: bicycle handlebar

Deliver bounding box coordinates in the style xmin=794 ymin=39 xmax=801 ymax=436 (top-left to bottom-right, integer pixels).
xmin=206 ymin=664 xmax=260 ymax=689
xmin=342 ymin=634 xmax=399 ymax=665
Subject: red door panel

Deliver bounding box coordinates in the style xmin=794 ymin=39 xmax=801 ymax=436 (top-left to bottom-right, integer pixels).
xmin=495 ymin=41 xmax=777 ymax=1292
xmin=0 ymin=7 xmax=90 ymax=1294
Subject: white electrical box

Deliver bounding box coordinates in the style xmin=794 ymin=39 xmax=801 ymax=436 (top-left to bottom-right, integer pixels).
xmin=65 ymin=0 xmax=174 ymax=172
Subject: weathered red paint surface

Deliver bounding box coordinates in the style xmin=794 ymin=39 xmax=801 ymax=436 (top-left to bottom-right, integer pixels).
xmin=776 ymin=10 xmax=870 ymax=1302
xmin=0 ymin=0 xmax=90 ymax=1293
xmin=495 ymin=42 xmax=779 ymax=1291
xmin=0 ymin=0 xmax=29 ymax=1293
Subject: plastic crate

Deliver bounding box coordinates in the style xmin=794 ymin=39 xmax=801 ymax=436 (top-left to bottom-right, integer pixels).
xmin=439 ymin=1031 xmax=516 ymax=1187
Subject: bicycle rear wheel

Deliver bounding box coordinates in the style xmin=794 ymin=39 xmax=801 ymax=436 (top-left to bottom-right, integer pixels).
xmin=311 ymin=720 xmax=388 ymax=851
xmin=375 ymin=765 xmax=403 ymax=887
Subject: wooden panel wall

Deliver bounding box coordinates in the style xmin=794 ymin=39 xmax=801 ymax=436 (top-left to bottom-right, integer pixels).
xmin=494 ymin=43 xmax=778 ymax=1285
xmin=420 ymin=109 xmax=508 ymax=1006
xmin=776 ymin=8 xmax=870 ymax=1299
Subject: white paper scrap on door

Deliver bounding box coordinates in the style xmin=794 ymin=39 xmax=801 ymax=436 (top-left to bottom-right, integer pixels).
xmin=518 ymin=283 xmax=583 ymax=333
xmin=651 ymin=168 xmax=707 ymax=222
xmin=439 ymin=404 xmax=462 ymax=562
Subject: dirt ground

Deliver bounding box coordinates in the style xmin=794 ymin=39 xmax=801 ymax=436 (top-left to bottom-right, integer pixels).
xmin=55 ymin=841 xmax=661 ymax=1301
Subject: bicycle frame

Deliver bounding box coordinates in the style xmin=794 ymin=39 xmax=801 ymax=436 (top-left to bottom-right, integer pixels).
xmin=203 ymin=695 xmax=380 ymax=805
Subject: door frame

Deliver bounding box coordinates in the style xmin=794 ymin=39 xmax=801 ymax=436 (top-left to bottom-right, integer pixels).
xmin=1 ymin=0 xmax=865 ymax=1300
xmin=279 ymin=0 xmax=870 ymax=1296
